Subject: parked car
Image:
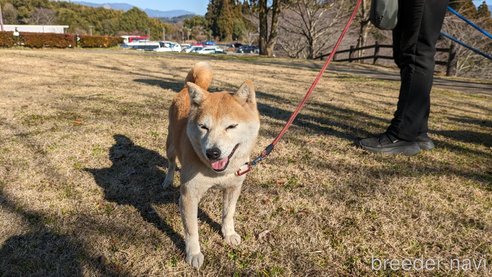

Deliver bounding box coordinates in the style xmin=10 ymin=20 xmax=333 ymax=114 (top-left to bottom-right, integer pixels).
xmin=185 ymin=45 xmax=204 ymax=53
xmin=131 ymin=42 xmax=160 ymax=51
xmin=184 ymin=44 xmax=205 ymax=53
xmin=196 ymin=46 xmax=225 ymax=54
xmin=180 ymin=43 xmax=191 ymax=51
xmin=237 ymin=45 xmax=259 ymax=54
xmin=156 ymin=41 xmax=181 ymax=52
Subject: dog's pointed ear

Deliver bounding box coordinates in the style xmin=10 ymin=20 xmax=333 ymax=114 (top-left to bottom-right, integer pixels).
xmin=187 ymin=82 xmax=207 ymax=105
xmin=233 ymin=80 xmax=256 ymax=105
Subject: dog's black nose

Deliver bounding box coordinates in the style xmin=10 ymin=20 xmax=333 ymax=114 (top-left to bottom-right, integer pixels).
xmin=206 ymin=147 xmax=221 ymax=160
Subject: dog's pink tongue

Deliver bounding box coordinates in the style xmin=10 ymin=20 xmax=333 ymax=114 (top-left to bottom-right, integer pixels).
xmin=211 ymin=157 xmax=229 ymax=170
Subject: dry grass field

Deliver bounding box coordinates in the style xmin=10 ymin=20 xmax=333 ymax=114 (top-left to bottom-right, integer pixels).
xmin=0 ymin=48 xmax=491 ymax=276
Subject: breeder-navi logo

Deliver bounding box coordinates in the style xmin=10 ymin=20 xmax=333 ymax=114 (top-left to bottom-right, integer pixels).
xmin=371 ymin=256 xmax=490 ymax=272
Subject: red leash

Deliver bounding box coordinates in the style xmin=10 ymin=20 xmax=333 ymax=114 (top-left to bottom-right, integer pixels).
xmin=236 ymin=0 xmax=363 ymax=176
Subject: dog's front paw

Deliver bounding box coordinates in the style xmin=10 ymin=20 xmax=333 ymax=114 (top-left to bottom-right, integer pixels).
xmin=224 ymin=233 xmax=241 ymax=246
xmin=186 ymin=252 xmax=204 ymax=269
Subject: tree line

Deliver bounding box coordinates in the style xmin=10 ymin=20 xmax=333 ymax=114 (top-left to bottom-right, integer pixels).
xmin=1 ymin=0 xmax=491 ymax=65
xmin=203 ymin=0 xmax=491 ymax=58
xmin=0 ymin=0 xmax=169 ymax=40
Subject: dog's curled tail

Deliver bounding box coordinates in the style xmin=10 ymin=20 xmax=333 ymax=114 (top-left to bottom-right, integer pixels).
xmin=185 ymin=62 xmax=212 ymax=91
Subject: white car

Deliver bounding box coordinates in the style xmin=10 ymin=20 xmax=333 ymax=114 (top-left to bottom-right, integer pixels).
xmin=185 ymin=45 xmax=204 ymax=53
xmin=196 ymin=46 xmax=225 ymax=54
xmin=131 ymin=42 xmax=160 ymax=51
xmin=156 ymin=41 xmax=182 ymax=52
xmin=180 ymin=43 xmax=191 ymax=50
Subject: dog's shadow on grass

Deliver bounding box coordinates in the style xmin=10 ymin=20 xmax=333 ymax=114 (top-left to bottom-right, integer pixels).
xmin=85 ymin=134 xmax=221 ymax=255
xmin=134 ymin=78 xmax=182 ymax=92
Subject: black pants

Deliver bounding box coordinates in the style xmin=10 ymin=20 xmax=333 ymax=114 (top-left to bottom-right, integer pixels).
xmin=387 ymin=0 xmax=449 ymax=141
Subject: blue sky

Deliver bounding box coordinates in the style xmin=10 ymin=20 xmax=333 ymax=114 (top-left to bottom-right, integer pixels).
xmin=81 ymin=0 xmax=491 ymax=15
xmin=473 ymin=0 xmax=492 ymax=5
xmin=81 ymin=0 xmax=210 ymax=15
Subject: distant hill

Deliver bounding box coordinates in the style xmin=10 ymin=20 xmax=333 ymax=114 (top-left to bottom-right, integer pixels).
xmin=74 ymin=1 xmax=133 ymax=11
xmin=145 ymin=9 xmax=194 ymax=18
xmin=73 ymin=1 xmax=195 ymax=18
xmin=159 ymin=14 xmax=196 ymax=24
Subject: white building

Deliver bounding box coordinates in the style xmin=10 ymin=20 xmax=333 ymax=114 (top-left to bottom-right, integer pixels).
xmin=2 ymin=25 xmax=69 ymax=34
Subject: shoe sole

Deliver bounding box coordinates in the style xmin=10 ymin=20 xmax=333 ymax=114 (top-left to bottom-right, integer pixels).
xmin=358 ymin=142 xmax=421 ymax=156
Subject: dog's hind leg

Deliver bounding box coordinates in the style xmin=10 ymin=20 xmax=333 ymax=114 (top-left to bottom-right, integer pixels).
xmin=221 ymin=184 xmax=242 ymax=246
xmin=162 ymin=134 xmax=176 ymax=189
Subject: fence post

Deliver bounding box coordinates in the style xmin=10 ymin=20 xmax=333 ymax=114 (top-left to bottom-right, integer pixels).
xmin=446 ymin=42 xmax=457 ymax=76
xmin=373 ymin=41 xmax=380 ymax=65
xmin=349 ymin=46 xmax=355 ymax=62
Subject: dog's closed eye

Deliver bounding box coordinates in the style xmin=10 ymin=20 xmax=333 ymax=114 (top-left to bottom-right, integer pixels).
xmin=199 ymin=124 xmax=209 ymax=131
xmin=226 ymin=124 xmax=238 ymax=131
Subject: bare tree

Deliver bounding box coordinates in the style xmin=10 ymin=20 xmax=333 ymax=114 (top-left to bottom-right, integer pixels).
xmin=258 ymin=0 xmax=285 ymax=56
xmin=29 ymin=8 xmax=57 ymax=25
xmin=441 ymin=5 xmax=492 ymax=77
xmin=242 ymin=11 xmax=259 ymax=45
xmin=355 ymin=0 xmax=371 ymax=59
xmin=244 ymin=28 xmax=259 ymax=45
xmin=278 ymin=0 xmax=348 ymax=59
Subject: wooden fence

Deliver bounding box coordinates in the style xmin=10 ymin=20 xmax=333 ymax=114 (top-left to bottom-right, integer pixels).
xmin=317 ymin=41 xmax=457 ymax=76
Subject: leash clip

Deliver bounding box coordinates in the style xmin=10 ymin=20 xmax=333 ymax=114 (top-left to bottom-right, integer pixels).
xmin=235 ymin=163 xmax=252 ymax=176
xmin=235 ymin=144 xmax=274 ymax=176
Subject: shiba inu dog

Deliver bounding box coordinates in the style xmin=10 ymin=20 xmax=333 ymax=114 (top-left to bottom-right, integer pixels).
xmin=162 ymin=62 xmax=260 ymax=268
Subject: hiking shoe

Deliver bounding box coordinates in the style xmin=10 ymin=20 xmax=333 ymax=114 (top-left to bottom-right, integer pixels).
xmin=358 ymin=133 xmax=420 ymax=156
xmin=416 ymin=133 xmax=435 ymax=150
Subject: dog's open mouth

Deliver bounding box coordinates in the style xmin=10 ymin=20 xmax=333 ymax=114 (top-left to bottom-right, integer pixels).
xmin=210 ymin=144 xmax=239 ymax=172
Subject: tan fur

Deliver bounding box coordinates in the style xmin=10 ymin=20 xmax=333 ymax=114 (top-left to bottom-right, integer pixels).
xmin=163 ymin=62 xmax=260 ymax=268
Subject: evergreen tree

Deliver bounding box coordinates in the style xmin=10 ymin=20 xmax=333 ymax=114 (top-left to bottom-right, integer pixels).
xmin=476 ymin=1 xmax=492 ymax=31
xmin=206 ymin=0 xmax=248 ymax=41
xmin=184 ymin=16 xmax=208 ymax=40
xmin=120 ymin=7 xmax=149 ymax=33
xmin=206 ymin=0 xmax=221 ymax=39
xmin=477 ymin=1 xmax=491 ymax=18
xmin=57 ymin=8 xmax=90 ymax=33
xmin=232 ymin=18 xmax=245 ymax=40
xmin=2 ymin=3 xmax=18 ymax=24
xmin=217 ymin=0 xmax=234 ymax=40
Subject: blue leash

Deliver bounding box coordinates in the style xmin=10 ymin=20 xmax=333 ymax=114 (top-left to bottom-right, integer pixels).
xmin=447 ymin=6 xmax=492 ymax=40
xmin=440 ymin=31 xmax=492 ymax=61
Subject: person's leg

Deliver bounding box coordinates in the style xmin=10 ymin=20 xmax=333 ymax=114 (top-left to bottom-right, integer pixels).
xmin=391 ymin=0 xmax=403 ymax=69
xmin=386 ymin=0 xmax=449 ymax=141
xmin=359 ymin=0 xmax=448 ymax=155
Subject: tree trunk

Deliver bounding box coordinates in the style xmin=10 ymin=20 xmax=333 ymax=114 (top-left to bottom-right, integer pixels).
xmin=0 ymin=6 xmax=4 ymax=32
xmin=307 ymin=37 xmax=314 ymax=59
xmin=265 ymin=0 xmax=281 ymax=56
xmin=356 ymin=0 xmax=370 ymax=61
xmin=258 ymin=0 xmax=268 ymax=55
xmin=259 ymin=0 xmax=281 ymax=57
